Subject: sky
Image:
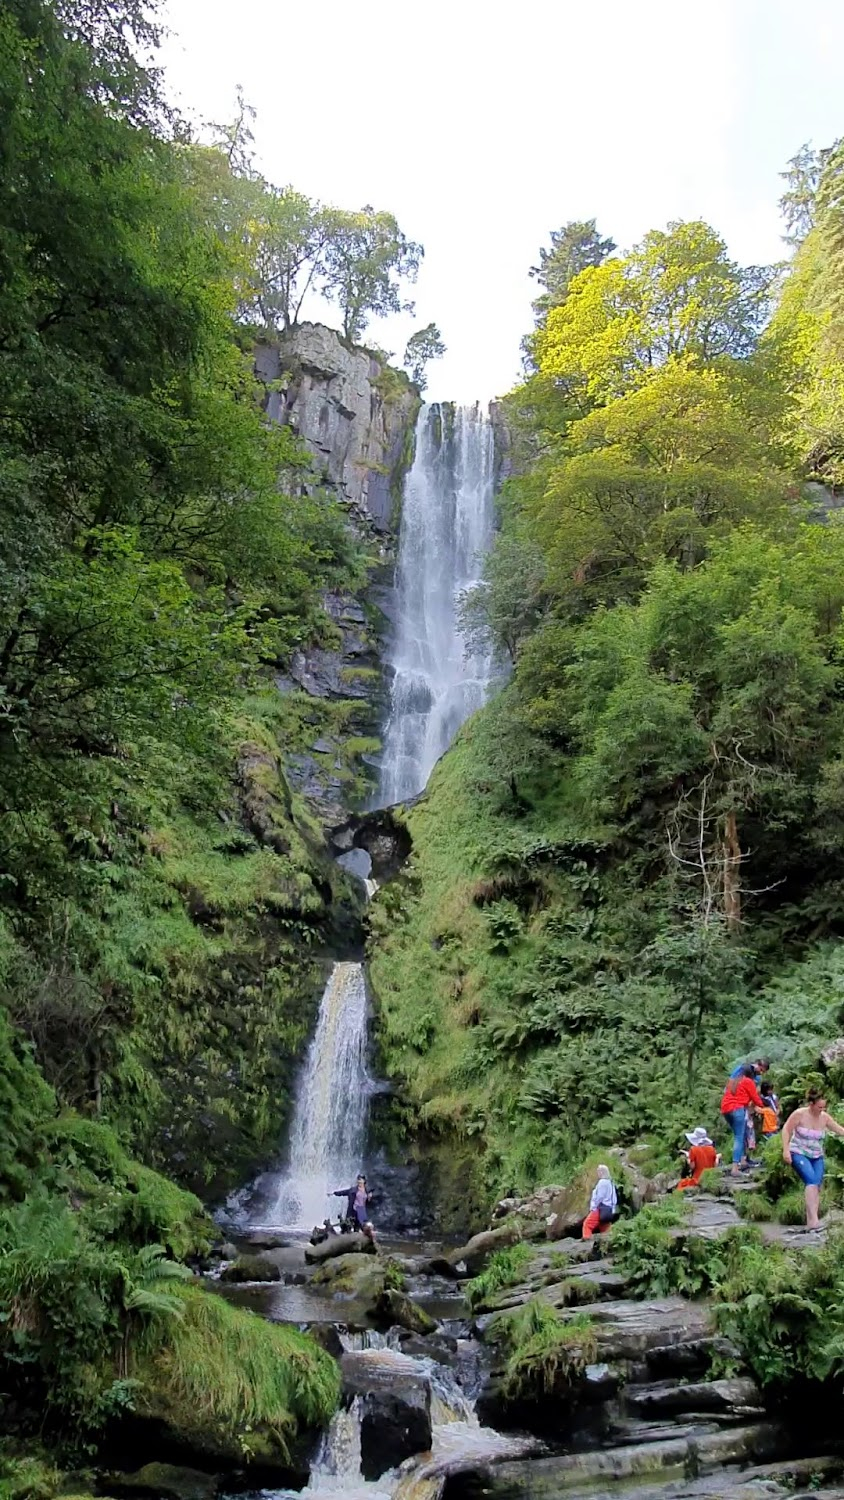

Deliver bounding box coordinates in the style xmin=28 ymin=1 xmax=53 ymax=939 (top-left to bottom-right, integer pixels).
xmin=157 ymin=0 xmax=844 ymax=404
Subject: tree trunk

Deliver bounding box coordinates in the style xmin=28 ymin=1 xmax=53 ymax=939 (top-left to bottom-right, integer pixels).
xmin=722 ymin=810 xmax=741 ymax=931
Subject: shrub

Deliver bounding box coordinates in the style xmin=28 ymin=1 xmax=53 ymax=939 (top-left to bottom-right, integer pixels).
xmin=0 ymin=1193 xmax=190 ymax=1433
xmin=498 ymin=1301 xmax=597 ymax=1400
xmin=465 ymin=1242 xmax=534 ymax=1310
xmin=611 ymin=1201 xmax=748 ymax=1299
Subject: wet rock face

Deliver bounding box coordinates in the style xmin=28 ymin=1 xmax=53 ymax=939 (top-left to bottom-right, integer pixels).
xmin=341 ymin=1351 xmax=432 ymax=1480
xmin=330 ymin=807 xmax=413 ymax=881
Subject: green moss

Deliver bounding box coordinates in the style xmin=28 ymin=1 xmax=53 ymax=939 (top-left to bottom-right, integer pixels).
xmin=137 ymin=1286 xmax=340 ymax=1461
xmin=497 ymin=1302 xmax=597 ymax=1401
xmin=465 ymin=1242 xmax=534 ymax=1311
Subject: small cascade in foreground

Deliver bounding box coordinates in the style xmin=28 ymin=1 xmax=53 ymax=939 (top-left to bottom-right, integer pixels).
xmin=378 ymin=402 xmax=497 ymax=807
xmin=279 ymin=1345 xmax=531 ymax=1500
xmin=266 ymin=961 xmax=370 ymax=1230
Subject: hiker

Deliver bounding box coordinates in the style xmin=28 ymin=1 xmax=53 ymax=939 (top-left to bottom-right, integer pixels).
xmin=730 ymin=1057 xmax=770 ymax=1082
xmin=720 ymin=1064 xmax=765 ymax=1177
xmin=759 ymin=1082 xmax=780 ymax=1140
xmin=677 ymin=1127 xmax=720 ymax=1190
xmin=333 ymin=1174 xmax=373 ymax=1232
xmin=782 ymin=1087 xmax=844 ymax=1229
xmin=582 ymin=1164 xmax=617 ymax=1239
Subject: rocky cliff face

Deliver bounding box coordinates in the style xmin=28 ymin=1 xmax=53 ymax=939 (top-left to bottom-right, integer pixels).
xmin=256 ymin=324 xmax=420 ymax=824
xmin=256 ymin=323 xmax=419 ymax=536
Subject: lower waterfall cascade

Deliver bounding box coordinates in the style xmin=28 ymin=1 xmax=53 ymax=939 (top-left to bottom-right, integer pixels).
xmin=247 ymin=399 xmax=499 ymax=1234
xmin=265 ymin=961 xmax=371 ymax=1231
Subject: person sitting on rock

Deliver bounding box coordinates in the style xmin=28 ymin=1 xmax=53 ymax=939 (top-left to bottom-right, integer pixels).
xmin=676 ymin=1127 xmax=719 ymax=1190
xmin=582 ymin=1165 xmax=617 ymax=1239
xmin=334 ymin=1174 xmax=373 ymax=1232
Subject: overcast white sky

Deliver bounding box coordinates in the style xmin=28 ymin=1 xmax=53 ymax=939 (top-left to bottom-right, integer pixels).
xmin=158 ymin=0 xmax=844 ymax=403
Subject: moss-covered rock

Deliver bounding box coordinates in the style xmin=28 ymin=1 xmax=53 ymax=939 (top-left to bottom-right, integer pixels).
xmin=219 ymin=1254 xmax=280 ymax=1284
xmin=131 ymin=1286 xmax=339 ymax=1480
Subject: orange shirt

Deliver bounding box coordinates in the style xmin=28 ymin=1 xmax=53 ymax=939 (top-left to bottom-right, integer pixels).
xmin=686 ymin=1143 xmax=717 ymax=1182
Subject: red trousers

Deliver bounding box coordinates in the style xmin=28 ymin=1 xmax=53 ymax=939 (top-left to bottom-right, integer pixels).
xmin=582 ymin=1209 xmax=611 ymax=1239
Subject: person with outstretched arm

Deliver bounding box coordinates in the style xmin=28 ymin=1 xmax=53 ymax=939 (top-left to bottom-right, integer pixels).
xmin=782 ymin=1087 xmax=844 ymax=1229
xmin=333 ymin=1174 xmax=373 ymax=1231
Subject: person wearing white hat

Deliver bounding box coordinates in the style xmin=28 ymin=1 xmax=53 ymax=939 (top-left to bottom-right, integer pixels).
xmin=677 ymin=1127 xmax=720 ymax=1191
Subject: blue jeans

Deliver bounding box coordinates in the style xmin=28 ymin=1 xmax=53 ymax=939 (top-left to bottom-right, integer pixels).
xmin=791 ymin=1153 xmax=825 ymax=1188
xmin=723 ymin=1108 xmax=747 ymax=1164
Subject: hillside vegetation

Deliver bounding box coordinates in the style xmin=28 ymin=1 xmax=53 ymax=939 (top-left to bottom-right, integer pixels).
xmin=0 ymin=0 xmax=423 ymax=1474
xmin=370 ymin=182 xmax=844 ymax=1202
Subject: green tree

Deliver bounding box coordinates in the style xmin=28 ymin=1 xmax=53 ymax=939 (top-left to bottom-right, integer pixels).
xmin=460 ymin=532 xmax=548 ymax=662
xmin=403 ymin=322 xmax=446 ymax=390
xmin=320 ymin=207 xmax=422 ymax=342
xmin=536 ymin=222 xmax=773 ymax=404
xmin=243 ymin=187 xmax=339 ymax=330
xmin=529 ymin=219 xmax=616 ymax=324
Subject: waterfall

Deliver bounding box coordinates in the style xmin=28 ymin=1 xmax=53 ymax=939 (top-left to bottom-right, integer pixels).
xmin=378 ymin=403 xmax=497 ymax=807
xmin=267 ymin=962 xmax=370 ymax=1230
xmin=243 ymin=404 xmax=497 ymax=1234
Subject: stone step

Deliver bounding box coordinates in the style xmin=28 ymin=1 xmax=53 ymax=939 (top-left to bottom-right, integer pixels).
xmin=605 ymin=1418 xmax=739 ymax=1448
xmin=557 ymin=1296 xmax=715 ymax=1361
xmin=624 ymin=1377 xmax=764 ymax=1420
xmin=470 ymin=1420 xmax=785 ymax=1495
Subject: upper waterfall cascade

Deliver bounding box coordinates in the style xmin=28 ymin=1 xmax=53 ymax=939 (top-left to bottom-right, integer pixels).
xmin=378 ymin=403 xmax=497 ymax=807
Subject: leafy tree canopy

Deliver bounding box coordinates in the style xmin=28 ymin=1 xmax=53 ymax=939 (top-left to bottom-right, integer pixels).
xmin=403 ymin=322 xmax=446 ymax=390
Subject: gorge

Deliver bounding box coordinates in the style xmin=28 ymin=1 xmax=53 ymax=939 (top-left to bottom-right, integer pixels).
xmin=7 ymin=8 xmax=844 ymax=1494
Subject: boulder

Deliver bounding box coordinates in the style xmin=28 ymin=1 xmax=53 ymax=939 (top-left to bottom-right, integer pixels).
xmin=311 ymin=1254 xmax=391 ymax=1315
xmin=545 ymin=1167 xmax=594 ymax=1240
xmin=373 ymin=1289 xmax=437 ymax=1335
xmin=218 ymin=1242 xmax=238 ymax=1261
xmin=105 ymin=1465 xmax=218 ymax=1500
xmin=219 ymin=1254 xmax=279 ymax=1284
xmin=304 ymin=1323 xmax=345 ymax=1359
xmin=341 ymin=1350 xmax=432 ymax=1480
xmin=491 ymin=1185 xmax=564 ymax=1226
xmin=305 ymin=1232 xmax=376 ymax=1265
xmin=243 ymin=1232 xmax=290 ymax=1251
xmin=626 ymin=1375 xmax=764 ymax=1418
xmin=822 ymin=1037 xmax=844 ymax=1070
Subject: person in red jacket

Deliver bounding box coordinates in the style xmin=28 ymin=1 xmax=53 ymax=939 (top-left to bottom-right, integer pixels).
xmin=720 ymin=1065 xmax=764 ymax=1176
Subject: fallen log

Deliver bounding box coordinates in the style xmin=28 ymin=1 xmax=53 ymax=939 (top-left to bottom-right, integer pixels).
xmin=304 ymin=1232 xmax=377 ymax=1265
xmin=428 ymin=1222 xmax=530 ymax=1278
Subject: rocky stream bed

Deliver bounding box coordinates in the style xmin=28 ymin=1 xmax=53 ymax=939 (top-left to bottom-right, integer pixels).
xmin=104 ymin=1180 xmax=844 ymax=1500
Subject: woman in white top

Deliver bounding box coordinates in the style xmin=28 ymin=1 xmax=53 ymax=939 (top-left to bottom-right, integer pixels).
xmin=582 ymin=1164 xmax=618 ymax=1239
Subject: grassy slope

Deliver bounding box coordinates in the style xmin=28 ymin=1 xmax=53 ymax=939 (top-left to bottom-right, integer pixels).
xmin=368 ymin=711 xmax=844 ymax=1207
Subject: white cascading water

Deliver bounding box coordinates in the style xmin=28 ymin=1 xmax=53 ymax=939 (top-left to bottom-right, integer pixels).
xmin=267 ymin=962 xmax=370 ymax=1230
xmin=378 ymin=403 xmax=497 ymax=807
xmin=253 ymin=405 xmax=497 ymax=1233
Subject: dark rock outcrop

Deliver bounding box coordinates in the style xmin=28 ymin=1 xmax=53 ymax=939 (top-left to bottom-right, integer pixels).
xmin=341 ymin=1351 xmax=432 ymax=1480
xmin=219 ymin=1254 xmax=280 ymax=1284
